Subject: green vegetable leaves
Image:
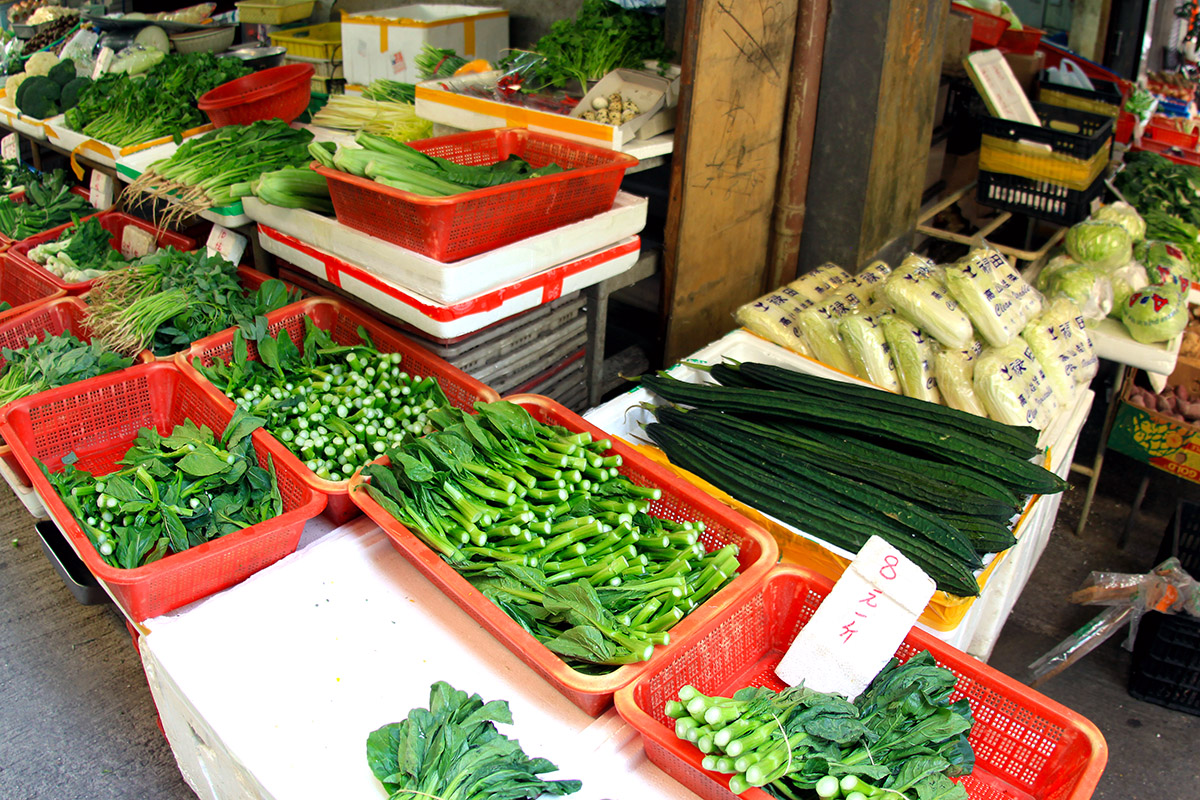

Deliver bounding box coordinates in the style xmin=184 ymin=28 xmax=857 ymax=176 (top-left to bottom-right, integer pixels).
xmin=0 ymin=331 xmax=136 ymax=408
xmin=365 ymin=681 xmax=581 ymax=800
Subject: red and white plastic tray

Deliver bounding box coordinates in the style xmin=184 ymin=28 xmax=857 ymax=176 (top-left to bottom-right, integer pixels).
xmin=258 ymin=224 xmax=642 ymax=339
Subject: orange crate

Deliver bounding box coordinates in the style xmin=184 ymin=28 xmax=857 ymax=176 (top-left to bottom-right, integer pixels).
xmin=0 ymin=297 xmax=154 ymax=488
xmin=314 ymin=128 xmax=637 ymax=261
xmin=348 ymin=393 xmax=780 ymax=716
xmin=614 ymin=564 xmax=1108 ymax=800
xmin=0 ymin=362 xmax=327 ymax=621
xmin=177 ymin=297 xmax=499 ymax=523
xmin=6 ymin=211 xmax=197 ymax=296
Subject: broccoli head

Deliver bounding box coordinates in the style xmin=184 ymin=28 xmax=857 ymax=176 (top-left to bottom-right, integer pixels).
xmin=14 ymin=75 xmax=60 ymax=119
xmin=60 ymin=77 xmax=91 ymax=111
xmin=47 ymin=59 xmax=76 ymax=88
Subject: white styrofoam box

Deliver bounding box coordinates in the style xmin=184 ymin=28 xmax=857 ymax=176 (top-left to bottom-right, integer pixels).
xmin=259 ymin=224 xmax=640 ymax=338
xmin=0 ymin=453 xmax=46 ymax=519
xmin=10 ymin=111 xmax=48 ymax=141
xmin=46 ymin=115 xmax=216 ymax=171
xmin=242 ymin=191 xmax=647 ymax=303
xmin=570 ymin=69 xmax=669 ymax=142
xmin=341 ymin=5 xmax=508 ymax=87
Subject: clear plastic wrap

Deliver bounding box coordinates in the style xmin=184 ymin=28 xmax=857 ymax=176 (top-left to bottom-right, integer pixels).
xmin=795 ymin=292 xmax=862 ymax=374
xmin=1122 ymin=283 xmax=1189 ymax=344
xmin=1135 ymin=239 xmax=1193 ymax=281
xmin=734 ymin=289 xmax=814 ymax=357
xmin=1065 ymin=219 xmax=1133 ymax=271
xmin=1028 ymin=558 xmax=1200 ymax=686
xmin=878 ymin=311 xmax=941 ymax=402
xmin=838 ymin=259 xmax=892 ymax=305
xmin=839 ymin=303 xmax=900 ymax=392
xmin=934 ymin=339 xmax=988 ymax=417
xmin=881 ymin=262 xmax=974 ymax=349
xmin=1041 ymin=261 xmax=1113 ymax=320
xmin=946 ymin=248 xmax=1035 ymax=348
xmin=1144 ymin=260 xmax=1191 ymax=295
xmin=973 ymin=338 xmax=1062 ymax=429
xmin=1022 ymin=297 xmax=1099 ymax=398
xmin=1109 ymin=262 xmax=1150 ymax=312
xmin=1091 ymin=201 xmax=1147 ymax=242
xmin=787 ymin=262 xmax=851 ymax=303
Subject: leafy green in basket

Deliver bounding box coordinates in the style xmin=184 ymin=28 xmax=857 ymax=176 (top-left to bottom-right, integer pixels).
xmin=0 ymin=331 xmax=135 ymax=407
xmin=0 ymin=169 xmax=92 ymax=240
xmin=366 ymin=681 xmax=582 ymax=800
xmin=41 ymin=408 xmax=284 ymax=570
xmin=29 ymin=215 xmax=130 ymax=283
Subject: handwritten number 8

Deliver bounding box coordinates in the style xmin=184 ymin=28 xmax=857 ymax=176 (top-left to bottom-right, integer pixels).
xmin=880 ymin=555 xmax=899 ymax=580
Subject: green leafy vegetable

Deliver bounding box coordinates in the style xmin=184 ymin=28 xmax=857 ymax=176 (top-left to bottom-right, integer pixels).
xmin=0 ymin=331 xmax=135 ymax=407
xmin=0 ymin=169 xmax=91 ymax=240
xmin=28 ymin=214 xmax=130 ymax=283
xmin=366 ymin=681 xmax=582 ymax=800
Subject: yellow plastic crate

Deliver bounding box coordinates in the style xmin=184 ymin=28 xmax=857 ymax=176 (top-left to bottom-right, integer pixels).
xmin=238 ymin=0 xmax=313 ymax=25
xmin=270 ymin=21 xmax=342 ymax=61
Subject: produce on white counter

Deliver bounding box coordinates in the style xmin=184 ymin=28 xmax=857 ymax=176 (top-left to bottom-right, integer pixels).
xmin=1022 ymin=297 xmax=1099 ymax=398
xmin=934 ymin=338 xmax=988 ymax=417
xmin=973 ymin=338 xmax=1062 ymax=429
xmin=881 ymin=258 xmax=974 ymax=349
xmin=1122 ymin=283 xmax=1189 ymax=344
xmin=1065 ymin=219 xmax=1133 ymax=272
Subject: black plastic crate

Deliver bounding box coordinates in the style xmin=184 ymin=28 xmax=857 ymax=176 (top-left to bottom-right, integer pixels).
xmin=1128 ymin=500 xmax=1200 ymax=715
xmin=944 ymin=76 xmax=988 ymax=155
xmin=979 ymin=101 xmax=1114 ymax=161
xmin=1037 ymin=71 xmax=1123 ymax=116
xmin=977 ymin=169 xmax=1106 ymax=227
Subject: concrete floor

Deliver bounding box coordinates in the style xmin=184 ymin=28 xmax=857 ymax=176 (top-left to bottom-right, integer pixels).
xmin=1 ymin=425 xmax=1198 ymax=798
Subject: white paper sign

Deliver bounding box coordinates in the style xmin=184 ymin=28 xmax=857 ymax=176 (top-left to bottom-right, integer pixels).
xmin=89 ymin=170 xmax=114 ymax=210
xmin=774 ymin=536 xmax=937 ymax=700
xmin=206 ymin=224 xmax=248 ymax=265
xmin=121 ymin=225 xmax=158 ymax=259
xmin=1 ymin=134 xmax=17 ymax=161
xmin=92 ymin=47 xmax=115 ymax=80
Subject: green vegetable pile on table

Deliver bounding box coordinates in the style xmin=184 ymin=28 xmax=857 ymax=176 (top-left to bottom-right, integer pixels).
xmin=1114 ymin=150 xmax=1200 ymax=265
xmin=28 ymin=215 xmax=129 ymax=283
xmin=310 ymin=132 xmax=565 ymax=197
xmin=64 ymin=52 xmax=250 ymax=146
xmin=14 ymin=57 xmax=89 ymax=118
xmin=0 ymin=331 xmax=136 ymax=407
xmin=83 ymin=247 xmax=300 ymax=357
xmin=41 ymin=410 xmax=284 ymax=570
xmin=667 ymin=651 xmax=974 ymax=799
xmin=0 ymin=157 xmax=36 ymax=193
xmin=360 ymin=400 xmax=741 ymax=670
xmin=231 ymin=166 xmax=333 ymax=215
xmin=641 ymin=363 xmax=1068 ymax=598
xmin=195 ymin=320 xmax=451 ymax=482
xmin=362 ymin=78 xmax=417 ymax=104
xmin=0 ymin=169 xmax=91 ymax=240
xmin=367 ymin=681 xmax=582 ymax=800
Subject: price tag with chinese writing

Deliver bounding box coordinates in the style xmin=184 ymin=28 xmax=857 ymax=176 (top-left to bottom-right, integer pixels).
xmin=206 ymin=225 xmax=247 ymax=265
xmin=774 ymin=536 xmax=936 ymax=700
xmin=89 ymin=170 xmax=114 ymax=210
xmin=121 ymin=225 xmax=158 ymax=259
xmin=1 ymin=134 xmax=18 ymax=161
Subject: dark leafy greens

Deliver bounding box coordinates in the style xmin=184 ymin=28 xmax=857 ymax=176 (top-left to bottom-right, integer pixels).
xmin=0 ymin=331 xmax=136 ymax=407
xmin=0 ymin=169 xmax=92 ymax=239
xmin=41 ymin=408 xmax=284 ymax=570
xmin=1115 ymin=150 xmax=1200 ymax=265
xmin=29 ymin=214 xmax=130 ymax=282
xmin=366 ymin=681 xmax=582 ymax=800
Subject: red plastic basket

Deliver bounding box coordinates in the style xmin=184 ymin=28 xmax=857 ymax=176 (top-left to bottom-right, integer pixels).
xmin=348 ymin=393 xmax=780 ymax=716
xmin=999 ymin=25 xmax=1044 ymax=55
xmin=0 ymin=297 xmax=155 ymax=488
xmin=177 ymin=297 xmax=499 ymax=523
xmin=0 ymin=362 xmax=327 ymax=621
xmin=1142 ymin=119 xmax=1200 ymax=149
xmin=197 ymin=63 xmax=314 ymax=127
xmin=952 ymin=2 xmax=1008 ymax=49
xmin=314 ymin=127 xmax=637 ymax=262
xmin=6 ymin=211 xmax=197 ymax=296
xmin=0 ymin=186 xmax=95 ymax=249
xmin=1115 ymin=111 xmax=1135 ymax=144
xmin=614 ymin=564 xmax=1108 ymax=800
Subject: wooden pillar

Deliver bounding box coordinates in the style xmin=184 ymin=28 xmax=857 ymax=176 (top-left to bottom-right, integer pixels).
xmin=1069 ymin=0 xmax=1113 ymax=64
xmin=661 ymin=0 xmax=800 ymax=362
xmin=796 ymin=0 xmax=947 ymax=275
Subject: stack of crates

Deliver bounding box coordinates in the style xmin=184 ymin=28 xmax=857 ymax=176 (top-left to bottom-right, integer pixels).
xmin=1037 ymin=71 xmax=1124 ymax=120
xmin=270 ymin=22 xmax=344 ymax=95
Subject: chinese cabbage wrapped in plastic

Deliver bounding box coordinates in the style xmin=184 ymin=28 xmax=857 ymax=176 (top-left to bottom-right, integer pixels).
xmin=1022 ymin=298 xmax=1098 ymax=398
xmin=973 ymin=339 xmax=1062 ymax=429
xmin=1121 ymin=283 xmax=1189 ymax=344
xmin=1091 ymin=201 xmax=1146 ymax=242
xmin=1135 ymin=240 xmax=1193 ymax=281
xmin=839 ymin=260 xmax=892 ymax=305
xmin=945 ymin=249 xmax=1033 ymax=347
xmin=839 ymin=304 xmax=900 ymax=392
xmin=1065 ymin=220 xmax=1133 ymax=271
xmin=735 ymin=289 xmax=814 ymax=356
xmin=787 ymin=262 xmax=851 ymax=303
xmin=796 ymin=292 xmax=862 ymax=373
xmin=878 ymin=311 xmax=941 ymax=402
xmin=881 ymin=264 xmax=974 ymax=349
xmin=934 ymin=339 xmax=988 ymax=417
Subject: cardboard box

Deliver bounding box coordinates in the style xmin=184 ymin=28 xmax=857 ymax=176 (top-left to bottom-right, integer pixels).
xmin=1110 ymin=362 xmax=1200 ymax=484
xmin=1002 ymin=50 xmax=1046 ymax=99
xmin=341 ymin=5 xmax=507 ymax=87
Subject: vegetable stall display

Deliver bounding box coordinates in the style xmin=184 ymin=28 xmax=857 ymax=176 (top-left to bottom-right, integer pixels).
xmin=665 ymin=651 xmax=974 ymax=798
xmin=0 ymin=169 xmax=91 ymax=240
xmin=27 ymin=215 xmax=132 ymax=283
xmin=193 ymin=320 xmax=453 ymax=483
xmin=40 ymin=410 xmax=284 ymax=570
xmin=358 ymin=400 xmax=742 ymax=669
xmin=639 ymin=363 xmax=1068 ymax=598
xmin=310 ymin=93 xmax=432 ymax=142
xmin=83 ymin=247 xmax=299 ymax=357
xmin=0 ymin=331 xmax=136 ymax=407
xmin=367 ymin=681 xmax=582 ymax=800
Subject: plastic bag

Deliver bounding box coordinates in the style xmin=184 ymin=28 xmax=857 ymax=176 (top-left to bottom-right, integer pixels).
xmin=57 ymin=29 xmax=100 ymax=77
xmin=1041 ymin=261 xmax=1113 ymax=320
xmin=151 ymin=3 xmax=216 ymax=23
xmin=881 ymin=262 xmax=975 ymax=349
xmin=1022 ymin=297 xmax=1098 ymax=398
xmin=1091 ymin=201 xmax=1146 ymax=242
xmin=945 ymin=248 xmax=1034 ymax=348
xmin=1122 ymin=283 xmax=1189 ymax=344
xmin=878 ymin=311 xmax=941 ymax=402
xmin=1135 ymin=239 xmax=1193 ymax=281
xmin=973 ymin=338 xmax=1062 ymax=429
xmin=1065 ymin=219 xmax=1133 ymax=271
xmin=934 ymin=339 xmax=988 ymax=417
xmin=1109 ymin=262 xmax=1149 ymax=311
xmin=984 ymin=248 xmax=1044 ymax=319
xmin=796 ymin=293 xmax=862 ymax=374
xmin=839 ymin=304 xmax=900 ymax=392
xmin=788 ymin=262 xmax=851 ymax=303
xmin=735 ymin=289 xmax=814 ymax=357
xmin=838 ymin=260 xmax=892 ymax=305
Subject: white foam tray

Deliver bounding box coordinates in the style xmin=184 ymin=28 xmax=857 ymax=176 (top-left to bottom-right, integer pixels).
xmin=116 ymin=140 xmax=251 ymax=227
xmin=243 ymin=190 xmax=648 ymax=304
